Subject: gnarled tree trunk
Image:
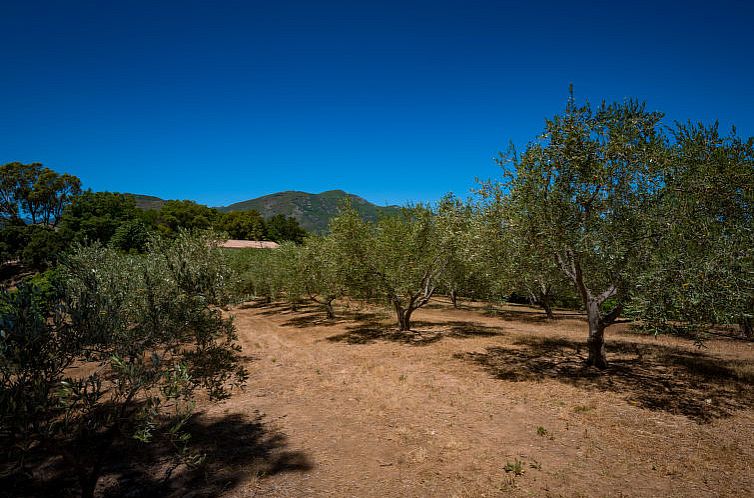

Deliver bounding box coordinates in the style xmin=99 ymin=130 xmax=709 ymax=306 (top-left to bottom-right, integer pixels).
xmin=450 ymin=289 xmax=459 ymax=308
xmin=541 ymin=297 xmax=555 ymax=320
xmin=534 ymin=283 xmax=555 ymax=320
xmin=558 ymin=251 xmax=620 ymax=369
xmin=385 ymin=267 xmax=439 ymax=332
xmin=325 ymin=300 xmax=335 ymax=319
xmin=310 ymin=294 xmax=336 ymax=319
xmin=394 ymin=300 xmax=415 ymax=331
xmin=585 ymin=299 xmax=608 ymax=368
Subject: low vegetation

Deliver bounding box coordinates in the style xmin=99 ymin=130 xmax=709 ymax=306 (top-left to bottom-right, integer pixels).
xmin=0 ymin=231 xmax=248 ymax=497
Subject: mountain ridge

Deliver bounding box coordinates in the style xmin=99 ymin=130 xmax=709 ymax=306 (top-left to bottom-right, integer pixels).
xmin=128 ymin=190 xmax=401 ymax=234
xmin=220 ymin=189 xmax=401 ymax=233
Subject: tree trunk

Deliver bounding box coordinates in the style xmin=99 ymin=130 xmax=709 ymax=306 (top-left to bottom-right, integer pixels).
xmin=557 ymin=253 xmax=617 ymax=369
xmin=533 ymin=283 xmax=555 ymax=320
xmin=585 ymin=300 xmax=608 ymax=368
xmin=394 ymin=301 xmax=413 ymax=331
xmin=450 ymin=289 xmax=459 ymax=308
xmin=541 ymin=299 xmax=555 ymax=320
xmin=325 ymin=300 xmax=335 ymax=319
xmin=539 ymin=291 xmax=555 ymax=320
xmin=739 ymin=317 xmax=753 ymax=338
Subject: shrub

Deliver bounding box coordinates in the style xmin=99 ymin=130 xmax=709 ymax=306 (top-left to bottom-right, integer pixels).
xmin=0 ymin=230 xmax=247 ymax=497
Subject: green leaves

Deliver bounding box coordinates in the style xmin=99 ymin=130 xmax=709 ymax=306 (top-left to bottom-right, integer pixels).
xmin=0 ymin=230 xmax=248 ymax=494
xmin=628 ymin=123 xmax=754 ymax=337
xmin=0 ymin=162 xmax=81 ymax=226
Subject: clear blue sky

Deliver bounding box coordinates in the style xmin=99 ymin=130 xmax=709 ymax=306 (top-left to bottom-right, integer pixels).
xmin=2 ymin=0 xmax=753 ymax=207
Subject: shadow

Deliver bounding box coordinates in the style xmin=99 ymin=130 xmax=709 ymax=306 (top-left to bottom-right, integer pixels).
xmin=483 ymin=307 xmax=584 ymax=323
xmin=236 ymin=301 xmax=274 ymax=310
xmin=256 ymin=303 xmax=305 ymax=317
xmin=281 ymin=309 xmax=387 ymax=329
xmin=327 ymin=320 xmax=505 ymax=346
xmin=457 ymin=336 xmax=754 ymax=423
xmin=423 ymin=300 xmax=478 ymax=312
xmin=1 ymin=412 xmax=312 ymax=498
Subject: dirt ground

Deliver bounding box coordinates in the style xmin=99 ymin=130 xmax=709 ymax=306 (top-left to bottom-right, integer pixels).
xmin=188 ymin=299 xmax=753 ymax=498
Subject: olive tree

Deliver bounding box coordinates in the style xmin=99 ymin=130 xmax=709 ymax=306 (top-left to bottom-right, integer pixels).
xmin=326 ymin=202 xmax=375 ymax=301
xmin=330 ymin=204 xmax=447 ymax=331
xmin=0 ymin=230 xmax=248 ymax=497
xmin=299 ymin=236 xmax=346 ymax=318
xmin=274 ymin=241 xmax=308 ymax=310
xmin=501 ymin=94 xmax=666 ymax=368
xmin=629 ymin=122 xmax=754 ymax=337
xmin=478 ymin=181 xmax=572 ymax=319
xmin=435 ymin=195 xmax=492 ymax=307
xmin=227 ymin=247 xmax=281 ymax=302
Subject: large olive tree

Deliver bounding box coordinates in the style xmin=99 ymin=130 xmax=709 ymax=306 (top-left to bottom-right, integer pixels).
xmin=502 ymin=94 xmax=666 ymax=367
xmin=299 ymin=236 xmax=346 ymax=318
xmin=629 ymin=122 xmax=754 ymax=337
xmin=435 ymin=195 xmax=493 ymax=307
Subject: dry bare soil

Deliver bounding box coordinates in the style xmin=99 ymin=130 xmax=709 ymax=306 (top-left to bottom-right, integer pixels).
xmin=171 ymin=300 xmax=753 ymax=497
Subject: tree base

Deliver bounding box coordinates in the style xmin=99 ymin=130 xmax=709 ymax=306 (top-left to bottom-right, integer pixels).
xmin=585 ymin=355 xmax=609 ymax=369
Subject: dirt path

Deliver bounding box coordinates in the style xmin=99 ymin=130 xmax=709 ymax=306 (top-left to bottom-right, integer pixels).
xmin=198 ymin=301 xmax=754 ymax=497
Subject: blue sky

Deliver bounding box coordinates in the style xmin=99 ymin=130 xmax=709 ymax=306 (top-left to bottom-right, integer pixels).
xmin=2 ymin=0 xmax=753 ymax=207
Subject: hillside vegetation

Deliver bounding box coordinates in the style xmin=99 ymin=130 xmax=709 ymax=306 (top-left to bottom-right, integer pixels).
xmin=127 ymin=194 xmax=166 ymax=211
xmin=126 ymin=190 xmax=399 ymax=234
xmin=220 ymin=190 xmax=400 ymax=233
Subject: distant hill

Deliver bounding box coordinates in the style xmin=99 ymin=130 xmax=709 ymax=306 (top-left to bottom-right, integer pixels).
xmin=127 ymin=190 xmax=401 ymax=233
xmin=221 ymin=190 xmax=401 ymax=233
xmin=127 ymin=194 xmax=166 ymax=211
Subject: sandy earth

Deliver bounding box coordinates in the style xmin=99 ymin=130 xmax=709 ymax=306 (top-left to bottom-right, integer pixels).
xmin=190 ymin=299 xmax=754 ymax=498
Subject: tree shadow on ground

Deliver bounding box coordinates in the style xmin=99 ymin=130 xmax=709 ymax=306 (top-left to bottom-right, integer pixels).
xmin=281 ymin=308 xmax=388 ymax=329
xmin=423 ymin=300 xmax=478 ymax=312
xmin=1 ymin=412 xmax=312 ymax=498
xmin=482 ymin=307 xmax=584 ymax=323
xmin=457 ymin=336 xmax=754 ymax=423
xmin=327 ymin=320 xmax=505 ymax=346
xmin=253 ymin=303 xmax=306 ymax=317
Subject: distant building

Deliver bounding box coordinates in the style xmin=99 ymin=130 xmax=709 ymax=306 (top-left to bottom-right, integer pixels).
xmin=220 ymin=239 xmax=280 ymax=249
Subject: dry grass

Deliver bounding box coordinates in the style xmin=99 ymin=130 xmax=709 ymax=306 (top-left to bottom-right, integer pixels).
xmin=211 ymin=299 xmax=754 ymax=497
xmin=9 ymin=298 xmax=751 ymax=497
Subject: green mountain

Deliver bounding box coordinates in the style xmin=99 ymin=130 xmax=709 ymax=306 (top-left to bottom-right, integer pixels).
xmin=127 ymin=194 xmax=166 ymax=211
xmin=220 ymin=190 xmax=401 ymax=234
xmin=127 ymin=190 xmax=401 ymax=234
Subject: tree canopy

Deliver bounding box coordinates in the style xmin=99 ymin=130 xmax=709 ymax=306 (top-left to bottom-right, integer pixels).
xmin=497 ymin=95 xmax=667 ymax=367
xmin=0 ymin=162 xmax=81 ymax=227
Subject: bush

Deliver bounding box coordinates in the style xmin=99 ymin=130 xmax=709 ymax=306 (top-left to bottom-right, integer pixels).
xmin=0 ymin=230 xmax=247 ymax=497
xmin=109 ymin=219 xmax=151 ymax=253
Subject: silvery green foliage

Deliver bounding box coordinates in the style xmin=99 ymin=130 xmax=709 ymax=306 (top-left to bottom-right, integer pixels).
xmin=435 ymin=194 xmax=495 ymax=305
xmin=499 ymin=95 xmax=667 ymax=367
xmin=227 ymin=246 xmax=283 ymax=302
xmin=328 ymin=203 xmax=447 ymax=330
xmin=474 ymin=184 xmax=574 ymax=315
xmin=299 ymin=235 xmax=346 ymax=317
xmin=0 ymin=229 xmax=247 ymax=496
xmin=628 ymin=123 xmax=754 ymax=338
